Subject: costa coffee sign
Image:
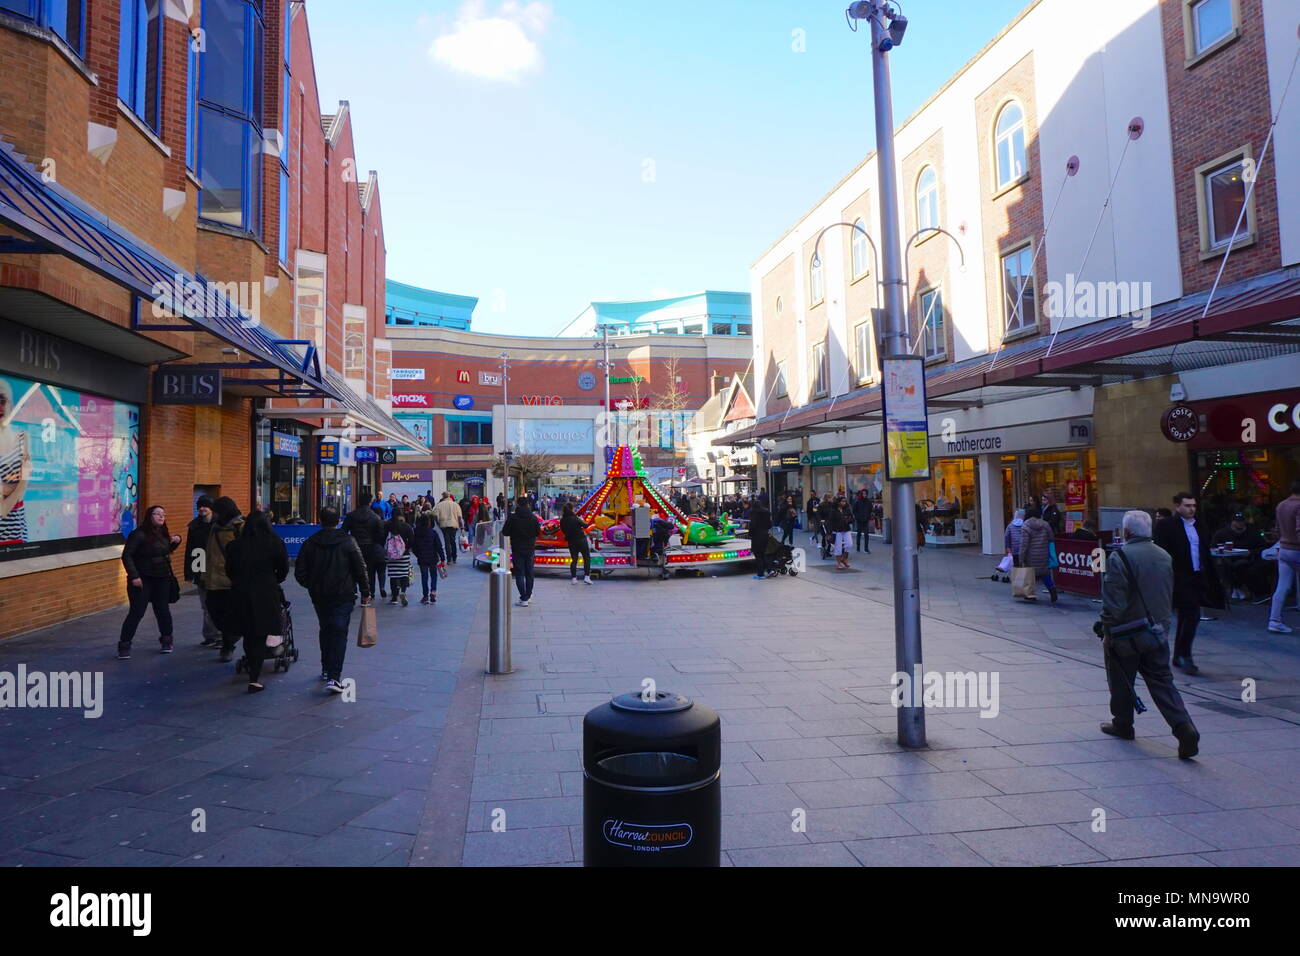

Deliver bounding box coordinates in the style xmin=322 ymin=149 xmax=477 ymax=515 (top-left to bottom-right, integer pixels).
xmin=392 ymin=392 xmax=434 ymax=409
xmin=1160 ymin=404 xmax=1199 ymax=442
xmin=1172 ymin=389 xmax=1300 ymax=450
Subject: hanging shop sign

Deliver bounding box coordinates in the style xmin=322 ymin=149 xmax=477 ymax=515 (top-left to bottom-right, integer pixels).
xmin=882 ymin=356 xmax=930 ymax=481
xmin=271 ymin=431 xmax=301 ymax=457
xmin=151 ymin=368 xmax=222 ymax=405
xmin=318 ymin=440 xmax=356 ymax=466
xmin=355 ymin=447 xmax=379 ymax=463
xmin=392 ymin=392 xmax=434 ymax=408
xmin=379 ymin=448 xmax=399 ymax=465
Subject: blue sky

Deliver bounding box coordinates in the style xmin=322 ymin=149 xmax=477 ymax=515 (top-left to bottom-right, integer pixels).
xmin=306 ymin=0 xmax=1033 ymax=335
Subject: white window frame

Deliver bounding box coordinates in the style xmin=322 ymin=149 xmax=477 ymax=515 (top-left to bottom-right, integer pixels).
xmin=1000 ymin=243 xmax=1037 ymax=336
xmin=809 ymin=257 xmax=824 ymax=306
xmin=994 ymin=101 xmax=1027 ymax=191
xmin=775 ymin=360 xmax=788 ymax=398
xmin=293 ymin=250 xmax=327 ymax=355
xmin=851 ymin=218 xmax=870 ymax=279
xmin=916 ymin=166 xmax=939 ymax=232
xmin=1195 ymin=146 xmax=1257 ymax=255
xmin=918 ymin=287 xmax=946 ymax=361
xmin=854 ymin=318 xmax=876 ymax=385
xmin=811 ymin=340 xmax=828 ymax=399
xmin=342 ymin=304 xmax=367 ymax=380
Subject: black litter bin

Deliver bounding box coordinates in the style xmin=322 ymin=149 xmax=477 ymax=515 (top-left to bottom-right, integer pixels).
xmin=583 ymin=691 xmax=721 ymax=867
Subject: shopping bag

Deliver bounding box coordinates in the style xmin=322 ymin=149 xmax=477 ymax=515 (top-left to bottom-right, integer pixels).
xmin=1047 ymin=541 xmax=1059 ymax=571
xmin=1011 ymin=566 xmax=1037 ymax=599
xmin=355 ymin=603 xmax=378 ymax=648
xmin=437 ymin=561 xmax=449 ymax=580
xmin=996 ymin=554 xmax=1013 ymax=574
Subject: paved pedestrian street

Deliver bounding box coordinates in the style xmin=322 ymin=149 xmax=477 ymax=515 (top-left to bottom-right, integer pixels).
xmin=3 ymin=537 xmax=1298 ymax=868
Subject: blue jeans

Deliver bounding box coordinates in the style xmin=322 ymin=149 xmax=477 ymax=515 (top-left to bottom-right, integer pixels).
xmin=1271 ymin=550 xmax=1299 ymax=624
xmin=514 ymin=548 xmax=536 ymax=601
xmin=313 ymin=598 xmax=355 ymax=681
xmin=419 ymin=563 xmax=439 ymax=599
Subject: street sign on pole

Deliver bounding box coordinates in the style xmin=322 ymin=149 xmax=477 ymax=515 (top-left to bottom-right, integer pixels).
xmin=882 ymin=355 xmax=931 ymax=481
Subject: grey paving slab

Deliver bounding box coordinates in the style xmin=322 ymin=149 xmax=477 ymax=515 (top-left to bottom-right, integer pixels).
xmin=892 ymin=797 xmax=1025 ymax=834
xmin=1063 ymin=816 xmax=1218 ymax=860
xmin=955 ymin=825 xmax=1106 ymax=866
xmin=803 ymin=805 xmax=919 ymax=843
xmin=1158 ymin=808 xmax=1300 ymax=850
xmin=461 ymin=827 xmax=574 ymax=867
xmin=727 ymin=842 xmax=861 ymax=866
xmin=844 ymin=833 xmax=992 ymax=867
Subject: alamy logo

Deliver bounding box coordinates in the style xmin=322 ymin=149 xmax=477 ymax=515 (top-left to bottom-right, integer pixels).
xmin=891 ymin=666 xmax=1000 ymax=718
xmin=1043 ymin=273 xmax=1152 ymax=328
xmin=0 ymin=666 xmax=103 ymax=719
xmin=49 ymin=887 xmax=151 ymax=936
xmin=150 ymin=273 xmax=262 ymax=328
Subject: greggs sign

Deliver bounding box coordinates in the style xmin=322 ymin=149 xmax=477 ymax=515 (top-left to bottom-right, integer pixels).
xmin=392 ymin=392 xmax=434 ymax=408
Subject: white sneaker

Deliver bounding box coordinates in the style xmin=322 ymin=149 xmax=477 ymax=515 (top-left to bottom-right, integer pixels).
xmin=584 ymin=576 xmax=593 ymax=585
xmin=1268 ymin=621 xmax=1294 ymax=633
xmin=571 ymin=578 xmax=578 ymax=586
xmin=517 ymin=600 xmax=529 ymax=607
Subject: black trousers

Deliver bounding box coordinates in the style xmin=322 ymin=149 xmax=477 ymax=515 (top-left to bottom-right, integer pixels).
xmin=753 ymin=537 xmax=770 ymax=575
xmin=780 ymin=525 xmax=794 ymax=546
xmin=855 ymin=522 xmax=871 ymax=552
xmin=244 ymin=634 xmax=269 ymax=683
xmin=314 ymin=598 xmax=354 ymax=681
xmin=119 ymin=576 xmax=173 ymax=645
xmin=514 ymin=548 xmax=536 ymax=600
xmin=203 ymin=588 xmax=241 ymax=653
xmin=442 ymin=527 xmax=459 ymax=562
xmin=368 ymin=558 xmax=387 ymax=596
xmin=568 ymin=540 xmax=591 ymax=578
xmin=1173 ymin=570 xmax=1205 ymax=660
xmin=1104 ymin=627 xmax=1192 ymax=732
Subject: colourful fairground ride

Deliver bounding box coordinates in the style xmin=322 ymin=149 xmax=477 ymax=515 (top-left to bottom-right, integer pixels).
xmin=474 ymin=445 xmax=755 ymax=578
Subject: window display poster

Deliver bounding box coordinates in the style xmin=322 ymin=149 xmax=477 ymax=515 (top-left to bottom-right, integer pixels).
xmin=0 ymin=372 xmax=140 ymax=560
xmin=395 ymin=413 xmax=432 ymax=450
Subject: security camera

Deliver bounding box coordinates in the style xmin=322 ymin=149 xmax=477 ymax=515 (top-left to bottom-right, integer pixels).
xmin=887 ymin=13 xmax=908 ymax=46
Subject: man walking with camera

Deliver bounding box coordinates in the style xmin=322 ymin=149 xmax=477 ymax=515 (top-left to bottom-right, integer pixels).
xmin=1097 ymin=510 xmax=1200 ymax=759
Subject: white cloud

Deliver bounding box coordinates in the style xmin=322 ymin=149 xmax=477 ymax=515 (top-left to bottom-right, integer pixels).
xmin=430 ymin=1 xmax=553 ymax=83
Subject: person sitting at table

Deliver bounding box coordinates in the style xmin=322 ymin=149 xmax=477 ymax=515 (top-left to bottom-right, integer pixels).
xmin=1072 ymin=520 xmax=1100 ymax=541
xmin=1212 ymin=512 xmax=1269 ymax=600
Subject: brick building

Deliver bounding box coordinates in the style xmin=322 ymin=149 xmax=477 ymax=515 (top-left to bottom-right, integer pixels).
xmin=735 ymin=0 xmax=1300 ymax=557
xmin=0 ymin=1 xmax=410 ymax=639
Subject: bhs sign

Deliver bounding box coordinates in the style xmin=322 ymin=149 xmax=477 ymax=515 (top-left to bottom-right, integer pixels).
xmin=152 ymin=369 xmax=222 ymax=405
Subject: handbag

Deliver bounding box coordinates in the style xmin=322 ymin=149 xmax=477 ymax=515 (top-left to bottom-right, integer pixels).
xmin=1011 ymin=566 xmax=1037 ymax=599
xmin=355 ymin=603 xmax=378 ymax=648
xmin=1047 ymin=541 xmax=1059 ymax=571
xmin=167 ymin=574 xmax=181 ymax=604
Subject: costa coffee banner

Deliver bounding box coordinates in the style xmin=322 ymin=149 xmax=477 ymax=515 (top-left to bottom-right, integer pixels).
xmin=392 ymin=392 xmax=434 ymax=409
xmin=1053 ymin=537 xmax=1102 ymax=598
xmin=1167 ymin=388 xmax=1300 ymax=450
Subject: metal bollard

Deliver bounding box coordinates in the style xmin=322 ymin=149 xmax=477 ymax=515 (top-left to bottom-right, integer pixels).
xmin=487 ymin=566 xmax=512 ymax=674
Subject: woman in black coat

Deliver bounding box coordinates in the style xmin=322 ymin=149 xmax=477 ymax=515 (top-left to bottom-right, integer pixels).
xmin=118 ymin=504 xmax=181 ymax=658
xmin=225 ymin=510 xmax=289 ymax=692
xmin=560 ymin=502 xmax=592 ymax=585
xmin=412 ymin=514 xmax=447 ymax=605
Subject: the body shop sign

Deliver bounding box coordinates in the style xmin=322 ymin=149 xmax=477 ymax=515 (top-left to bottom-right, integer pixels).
xmin=392 ymin=392 xmax=434 ymax=409
xmin=507 ymin=419 xmax=595 ymax=455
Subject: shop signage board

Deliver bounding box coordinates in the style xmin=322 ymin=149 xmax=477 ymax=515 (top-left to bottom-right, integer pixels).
xmin=318 ymin=441 xmax=356 ymax=466
xmin=1172 ymin=389 xmax=1300 ymax=449
xmin=578 ymin=372 xmax=597 ymax=391
xmin=392 ymin=392 xmax=434 ymax=408
xmin=272 ymin=525 xmax=321 ymax=559
xmin=454 ymin=394 xmax=475 ymax=410
xmin=882 ymin=356 xmax=930 ymax=481
xmin=1053 ymin=537 xmax=1103 ymax=598
xmin=271 ymin=431 xmax=301 ymax=457
xmin=152 ymin=368 xmax=222 ymax=405
xmin=355 ymin=447 xmax=379 ymax=463
xmin=391 ymin=368 xmax=425 ymax=381
xmin=479 ymin=371 xmax=503 ymax=387
xmin=382 ymin=468 xmax=434 ymax=483
xmin=800 ymin=449 xmax=843 ymax=467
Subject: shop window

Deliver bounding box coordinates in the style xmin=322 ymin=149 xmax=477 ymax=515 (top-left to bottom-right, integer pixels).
xmin=293 ymin=251 xmax=326 ymax=353
xmin=1001 ymin=244 xmax=1037 ymax=335
xmin=118 ymin=0 xmax=164 ymax=133
xmin=711 ymin=322 xmax=733 ymax=336
xmin=197 ymin=0 xmax=266 ymax=234
xmin=994 ymin=101 xmax=1026 ymax=191
xmin=916 ymin=167 xmax=939 ymax=232
xmin=919 ymin=288 xmax=946 ymax=361
xmin=1 ymin=0 xmax=84 ymax=56
xmin=1196 ymin=149 xmax=1255 ymax=254
xmin=448 ymin=419 xmax=492 ymax=445
xmin=737 ymin=323 xmax=751 ymax=336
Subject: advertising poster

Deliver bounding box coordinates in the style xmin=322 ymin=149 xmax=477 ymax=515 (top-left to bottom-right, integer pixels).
xmin=882 ymin=357 xmax=930 ymax=481
xmin=394 ymin=413 xmax=433 ymax=450
xmin=0 ymin=372 xmax=140 ymax=561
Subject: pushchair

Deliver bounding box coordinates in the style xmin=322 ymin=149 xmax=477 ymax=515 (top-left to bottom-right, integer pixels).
xmin=766 ymin=535 xmax=798 ymax=576
xmin=235 ymin=599 xmax=299 ymax=675
xmin=648 ymin=518 xmax=675 ymax=580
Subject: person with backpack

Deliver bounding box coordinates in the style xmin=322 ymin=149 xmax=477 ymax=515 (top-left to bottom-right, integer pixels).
xmin=412 ymin=513 xmax=447 ymax=605
xmin=225 ymin=510 xmax=289 ymax=694
xmin=342 ymin=492 xmax=386 ymax=599
xmin=201 ymin=496 xmax=245 ymax=662
xmin=384 ymin=514 xmax=414 ymax=606
xmin=561 ymin=502 xmax=592 ymax=585
xmin=117 ymin=504 xmax=181 ymax=659
xmin=295 ymin=506 xmax=372 ymax=694
xmin=502 ymin=498 xmax=541 ymax=606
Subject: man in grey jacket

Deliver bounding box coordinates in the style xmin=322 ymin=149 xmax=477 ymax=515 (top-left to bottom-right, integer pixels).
xmin=1098 ymin=510 xmax=1200 ymax=759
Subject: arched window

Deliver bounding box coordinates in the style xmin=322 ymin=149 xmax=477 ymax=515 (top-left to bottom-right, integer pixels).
xmin=916 ymin=167 xmax=938 ymax=232
xmin=775 ymin=296 xmax=783 ymax=321
xmin=994 ymin=101 xmax=1026 ymax=189
xmin=809 ymin=257 xmax=824 ymax=305
xmin=851 ymin=219 xmax=869 ymax=278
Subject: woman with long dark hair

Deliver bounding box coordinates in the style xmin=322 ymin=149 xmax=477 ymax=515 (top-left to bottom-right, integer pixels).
xmin=412 ymin=512 xmax=446 ymax=605
xmin=117 ymin=504 xmax=181 ymax=659
xmin=225 ymin=510 xmax=289 ymax=692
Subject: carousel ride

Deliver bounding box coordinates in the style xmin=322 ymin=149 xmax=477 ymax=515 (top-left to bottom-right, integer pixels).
xmin=474 ymin=445 xmax=754 ymax=577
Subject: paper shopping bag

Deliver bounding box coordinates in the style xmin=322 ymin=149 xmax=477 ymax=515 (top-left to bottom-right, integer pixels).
xmin=1010 ymin=566 xmax=1037 ymax=599
xmin=356 ymin=604 xmax=378 ymax=648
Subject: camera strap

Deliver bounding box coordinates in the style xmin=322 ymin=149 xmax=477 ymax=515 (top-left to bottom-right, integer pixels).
xmin=1114 ymin=547 xmax=1161 ymax=634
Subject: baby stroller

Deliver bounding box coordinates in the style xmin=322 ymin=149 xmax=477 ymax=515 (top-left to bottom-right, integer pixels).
xmin=235 ymin=599 xmax=299 ymax=675
xmin=649 ymin=517 xmax=675 ymax=580
xmin=767 ymin=535 xmax=798 ymax=576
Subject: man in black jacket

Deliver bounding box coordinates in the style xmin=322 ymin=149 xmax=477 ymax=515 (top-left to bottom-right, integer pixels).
xmin=749 ymin=497 xmax=773 ymax=579
xmin=852 ymin=490 xmax=873 ymax=554
xmin=1153 ymin=492 xmax=1224 ymax=675
xmin=295 ymin=506 xmax=372 ymax=693
xmin=342 ymin=491 xmax=386 ymax=599
xmin=185 ymin=495 xmax=222 ymax=647
xmin=502 ymin=498 xmax=541 ymax=606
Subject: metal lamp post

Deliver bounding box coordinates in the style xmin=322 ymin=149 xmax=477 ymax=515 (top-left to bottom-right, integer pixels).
xmin=846 ymin=0 xmax=926 ymax=749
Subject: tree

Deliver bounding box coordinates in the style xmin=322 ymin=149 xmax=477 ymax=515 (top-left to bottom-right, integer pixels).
xmin=652 ymin=356 xmax=690 ymax=458
xmin=490 ymin=452 xmax=556 ymax=497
